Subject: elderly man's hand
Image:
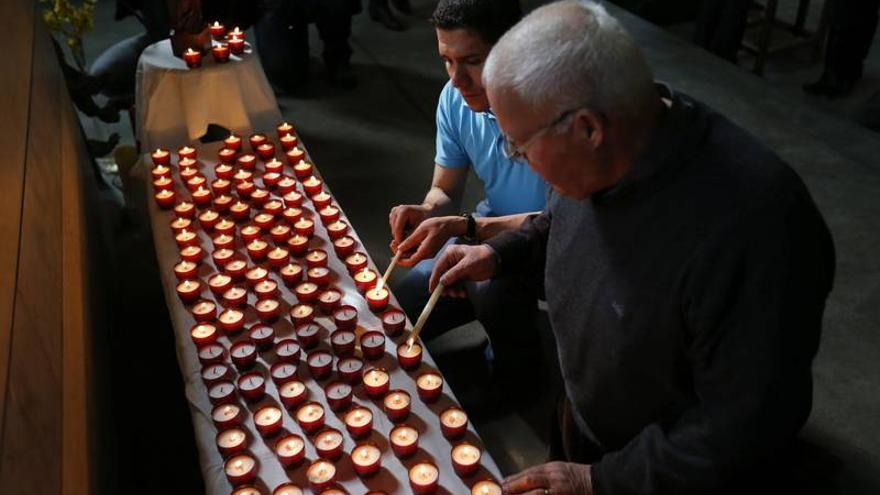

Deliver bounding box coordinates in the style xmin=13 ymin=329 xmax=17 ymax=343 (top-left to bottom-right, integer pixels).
xmin=428 ymin=244 xmax=498 ymax=297
xmin=394 ymin=216 xmax=466 ymax=267
xmin=389 ymin=204 xmax=432 ymax=250
xmin=503 ymin=462 xmax=593 ymax=495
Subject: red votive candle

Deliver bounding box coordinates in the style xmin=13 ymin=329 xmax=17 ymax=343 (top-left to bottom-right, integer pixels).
xmin=290 ymin=303 xmax=315 ymax=326
xmin=323 ymin=381 xmax=352 ymax=412
xmin=175 ymin=229 xmax=198 ymax=248
xmin=282 ymin=206 xmax=303 ymax=224
xmin=362 ymin=367 xmax=390 ymax=399
xmin=254 ymin=212 xmax=275 ymax=230
xmin=151 ymin=148 xmax=170 ymax=166
xmin=314 ymin=427 xmax=345 ymax=459
xmin=177 ymin=145 xmax=197 ymax=160
xmin=177 ymin=279 xmax=201 ymax=302
xmin=249 ymin=323 xmax=275 ymax=350
xmin=307 ymin=266 xmax=331 ymax=287
xmin=222 ymin=285 xmax=247 ymax=307
xmin=336 ymin=356 xmax=363 ymax=384
xmin=211 ymin=178 xmax=232 ymax=195
xmin=326 ymin=221 xmax=349 ymax=240
xmin=179 ymin=157 xmax=197 ymax=169
xmin=174 ymin=200 xmax=195 ymax=218
xmin=201 ymin=362 xmax=231 ymax=386
xmin=277 ymin=121 xmax=295 ymax=138
xmin=237 ymin=154 xmax=256 ymax=171
xmin=180 ymin=245 xmax=203 ymax=263
xmin=332 ymin=236 xmax=355 ymax=257
xmin=269 ymin=246 xmax=293 ymax=267
xmin=240 ymin=224 xmax=261 ymax=243
xmin=452 ymin=443 xmax=482 ymax=478
xmin=306 ymin=459 xmax=336 ymax=493
xmin=208 ymin=379 xmax=236 ymax=404
xmin=245 ymin=266 xmax=269 ymax=286
xmin=238 ymin=371 xmax=266 ymax=402
xmin=270 ymin=361 xmax=298 ymax=385
xmin=332 ymin=305 xmax=358 ymax=331
xmin=154 ymin=189 xmax=176 ymax=208
xmin=353 ymin=269 xmax=378 ymax=293
xmin=344 ymin=252 xmax=368 ymax=274
xmin=192 ymin=187 xmax=212 ymax=206
xmin=248 ymin=133 xmax=267 ymax=151
xmin=279 ymin=262 xmax=303 ymax=285
xmin=209 ymin=21 xmax=226 ymax=39
xmin=279 ymin=379 xmax=307 ymax=409
xmin=390 ymin=424 xmax=419 ymax=458
xmin=273 ymin=483 xmax=304 ymax=495
xmin=153 ymin=176 xmax=173 ymax=191
xmin=212 ymin=248 xmax=235 ymax=268
xmin=304 ymin=249 xmax=328 ymax=268
xmin=229 ymin=201 xmax=251 ymax=221
xmin=302 ymin=176 xmax=323 ymax=196
xmin=224 ymin=259 xmax=248 ymax=279
xmin=285 ymin=147 xmax=306 ymax=166
xmin=283 ymin=190 xmax=303 ymax=207
xmin=366 ymin=286 xmax=390 ymax=312
xmin=213 ymin=403 xmax=243 ymax=430
xmin=277 ymin=176 xmax=297 ymax=194
xmin=256 ymin=142 xmax=275 ymax=161
xmin=263 ymin=198 xmax=284 ymax=215
xmin=151 ymin=164 xmax=171 ymax=181
xmin=275 ymin=434 xmax=306 ymax=468
xmin=231 ymin=341 xmax=258 ymax=370
xmin=397 ymin=340 xmax=423 ymax=370
xmin=275 ymin=338 xmax=301 ymax=363
xmin=293 ymin=218 xmax=314 ymax=237
xmin=254 ymin=279 xmax=278 ymax=299
xmin=254 ymin=404 xmax=283 ymax=436
xmin=218 ymin=147 xmax=237 ymax=164
xmin=216 ymin=426 xmax=247 ymax=457
xmin=318 ymin=205 xmax=340 ymax=225
xmin=441 ymin=406 xmax=469 ymax=439
xmin=198 ymin=209 xmax=220 ymax=230
xmin=265 ymin=158 xmax=284 ymax=175
xmin=344 ymin=406 xmax=373 ymax=439
xmin=278 ymin=133 xmax=296 ymax=151
xmin=351 ymin=443 xmax=382 ymax=478
xmin=307 ymin=350 xmax=333 ymax=380
xmin=287 ymin=234 xmax=310 ymax=257
xmin=215 ymin=163 xmax=234 ymax=179
xmin=317 ymin=288 xmax=342 ymax=313
xmin=225 ymin=453 xmax=258 ymax=487
xmin=294 ymin=281 xmax=320 ymax=303
xmin=192 ymin=299 xmax=217 ymax=323
xmin=228 ymin=36 xmax=244 ymax=55
xmin=311 ymin=191 xmax=332 ymax=209
xmin=471 ymin=479 xmax=503 ymax=495
xmin=185 ymin=175 xmax=207 ymax=192
xmin=218 ymin=307 xmax=246 ymax=332
xmin=212 ymin=43 xmax=230 ymax=62
xmin=213 ymin=194 xmax=233 ymax=212
xmin=190 ymin=322 xmax=218 ymax=347
xmin=360 ymin=331 xmax=386 ymax=361
xmin=270 ymin=224 xmax=292 ymax=244
xmin=416 ymin=371 xmax=444 ymax=403
xmin=294 ymin=322 xmax=321 ymax=349
xmin=246 ymin=239 xmax=269 ymax=260
xmin=183 ymin=48 xmax=202 ymax=68
xmin=174 ymin=260 xmax=198 ymax=279
xmin=295 ymin=402 xmax=325 ymax=435
xmin=383 ymin=389 xmax=411 ymax=423
xmin=409 ymin=462 xmax=439 ymax=495
xmin=330 ymin=329 xmax=356 ymax=357
xmin=256 ymin=298 xmax=281 ymax=321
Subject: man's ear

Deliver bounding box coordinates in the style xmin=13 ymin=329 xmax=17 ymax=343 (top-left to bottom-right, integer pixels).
xmin=574 ymin=109 xmax=604 ymax=149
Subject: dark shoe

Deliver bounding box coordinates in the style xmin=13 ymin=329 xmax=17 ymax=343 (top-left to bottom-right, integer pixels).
xmin=326 ymin=62 xmax=358 ymax=90
xmin=369 ymin=2 xmax=405 ymax=31
xmin=390 ymin=0 xmax=412 ymax=14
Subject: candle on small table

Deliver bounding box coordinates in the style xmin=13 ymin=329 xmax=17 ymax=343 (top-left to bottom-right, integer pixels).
xmin=294 ymin=322 xmax=320 ymax=349
xmin=275 ymin=434 xmax=305 ymax=468
xmin=254 ymin=404 xmax=283 ymax=436
xmin=201 ymin=362 xmax=230 ymax=385
xmin=332 ymin=305 xmax=358 ymax=331
xmin=183 ymin=48 xmax=202 ymax=68
xmin=390 ymin=424 xmax=419 ymax=458
xmin=397 ymin=340 xmax=423 ymax=370
xmin=270 ymin=361 xmax=298 ymax=385
xmin=209 ymin=21 xmax=226 ymax=39
xmin=362 ymin=367 xmax=390 ymax=399
xmin=216 ymin=426 xmax=247 ymax=456
xmin=154 ymin=189 xmax=176 ymax=208
xmin=416 ymin=371 xmax=444 ymax=403
xmin=218 ymin=307 xmax=245 ymax=332
xmin=336 ymin=356 xmax=363 ymax=384
xmin=275 ymin=338 xmax=301 ymax=363
xmin=295 ymin=402 xmax=325 ymax=434
xmin=180 ymin=245 xmax=203 ymax=263
xmin=293 ymin=218 xmax=314 ymax=237
xmin=314 ymin=427 xmax=344 ymax=459
xmin=278 ymin=379 xmax=307 ymax=409
xmin=330 ymin=329 xmax=356 ymax=357
xmin=409 ymin=462 xmax=439 ymax=495
xmin=311 ymin=190 xmax=332 ymax=209
xmin=198 ymin=209 xmax=220 ymax=230
xmin=224 ymin=453 xmax=257 ymax=486
xmin=440 ymin=406 xmax=469 ymax=439
xmin=307 ymin=350 xmax=333 ymax=379
xmin=176 ymin=279 xmax=201 ymax=302
xmin=383 ymin=389 xmax=411 ymax=422
xmin=360 ymin=331 xmax=386 ymax=361
xmin=228 ymin=36 xmax=244 ymax=55
xmin=351 ymin=443 xmax=382 ymax=477
xmin=212 ymin=43 xmax=230 ymax=62
xmin=344 ymin=406 xmax=373 ymax=439
xmin=280 ymin=262 xmax=303 ymax=285
xmin=306 ymin=459 xmax=336 ymax=492
xmin=190 ymin=322 xmax=218 ymax=347
xmin=344 ymin=252 xmax=368 ymax=274
xmin=452 ymin=442 xmax=482 ymax=477
xmin=317 ymin=288 xmax=342 ymax=313
xmin=323 ymin=381 xmax=352 ymax=412
xmin=238 ymin=371 xmax=266 ymax=402
xmin=192 ymin=299 xmax=217 ymax=323
xmin=222 ymin=286 xmax=247 ymax=307
xmin=366 ymin=286 xmax=390 ymax=312
xmin=290 ymin=303 xmax=315 ymax=326
xmin=207 ymin=379 xmax=236 ymax=405
xmin=230 ymin=341 xmax=258 ymax=370
xmin=294 ymin=281 xmax=319 ymax=303
xmin=212 ymin=403 xmax=243 ymax=430
xmin=256 ymin=298 xmax=281 ymax=321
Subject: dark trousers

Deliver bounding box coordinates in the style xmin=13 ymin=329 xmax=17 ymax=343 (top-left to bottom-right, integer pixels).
xmin=825 ymin=0 xmax=880 ymax=81
xmin=693 ymin=0 xmax=752 ymax=61
xmin=255 ymin=0 xmax=354 ymax=89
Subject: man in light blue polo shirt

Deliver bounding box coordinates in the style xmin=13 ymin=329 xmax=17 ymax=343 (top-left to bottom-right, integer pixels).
xmin=388 ymin=0 xmax=549 ymax=406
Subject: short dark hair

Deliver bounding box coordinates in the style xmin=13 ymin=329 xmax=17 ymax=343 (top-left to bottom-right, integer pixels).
xmin=430 ymin=0 xmax=523 ymax=45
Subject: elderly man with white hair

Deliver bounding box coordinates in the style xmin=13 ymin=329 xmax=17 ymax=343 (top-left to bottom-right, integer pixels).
xmin=428 ymin=1 xmax=836 ymax=494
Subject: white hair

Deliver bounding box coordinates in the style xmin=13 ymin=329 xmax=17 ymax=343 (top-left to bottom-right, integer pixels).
xmin=483 ymin=0 xmax=655 ymax=120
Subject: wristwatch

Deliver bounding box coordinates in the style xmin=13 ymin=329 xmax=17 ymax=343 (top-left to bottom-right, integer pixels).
xmin=461 ymin=213 xmax=477 ymax=242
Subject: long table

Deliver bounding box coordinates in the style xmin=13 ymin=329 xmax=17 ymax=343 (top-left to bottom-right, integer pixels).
xmin=145 ymin=134 xmax=502 ymax=494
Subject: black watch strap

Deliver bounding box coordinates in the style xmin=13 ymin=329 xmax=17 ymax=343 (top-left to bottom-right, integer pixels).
xmin=462 ymin=213 xmax=477 ymax=241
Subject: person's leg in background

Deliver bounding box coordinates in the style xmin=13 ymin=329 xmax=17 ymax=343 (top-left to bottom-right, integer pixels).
xmin=255 ymin=0 xmax=311 ymax=92
xmin=805 ymin=0 xmax=880 ymax=97
xmin=693 ymin=0 xmax=751 ymax=62
xmin=309 ymin=0 xmax=358 ymax=88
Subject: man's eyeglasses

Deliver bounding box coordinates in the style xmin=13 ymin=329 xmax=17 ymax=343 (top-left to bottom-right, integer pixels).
xmin=502 ymin=105 xmax=589 ymax=160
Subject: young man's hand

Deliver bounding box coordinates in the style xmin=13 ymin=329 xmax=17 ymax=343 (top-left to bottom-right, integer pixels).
xmin=389 ymin=203 xmax=433 ymax=250
xmin=394 ymin=216 xmax=467 ymax=267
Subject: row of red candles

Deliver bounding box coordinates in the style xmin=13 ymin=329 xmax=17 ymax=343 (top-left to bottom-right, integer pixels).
xmin=182 ymin=23 xmax=248 ymax=68
xmin=153 ymin=126 xmax=501 ymax=494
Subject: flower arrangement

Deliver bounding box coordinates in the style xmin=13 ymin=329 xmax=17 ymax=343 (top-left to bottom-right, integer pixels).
xmin=41 ymin=0 xmax=97 ymax=71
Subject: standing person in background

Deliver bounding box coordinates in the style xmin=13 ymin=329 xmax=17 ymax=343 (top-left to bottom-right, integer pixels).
xmin=693 ymin=0 xmax=751 ymax=62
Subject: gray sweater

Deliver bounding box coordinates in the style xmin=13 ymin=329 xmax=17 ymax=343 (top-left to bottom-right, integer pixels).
xmin=486 ymin=87 xmax=835 ymax=494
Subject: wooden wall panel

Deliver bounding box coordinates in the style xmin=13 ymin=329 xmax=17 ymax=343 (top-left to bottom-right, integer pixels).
xmin=0 ymin=0 xmax=34 ymax=439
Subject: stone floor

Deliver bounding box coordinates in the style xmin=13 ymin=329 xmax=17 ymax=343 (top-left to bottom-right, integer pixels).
xmin=75 ymin=0 xmax=880 ymax=493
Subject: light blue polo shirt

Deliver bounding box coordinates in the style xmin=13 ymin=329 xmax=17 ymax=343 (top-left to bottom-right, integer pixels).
xmin=434 ymin=81 xmax=548 ymax=217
